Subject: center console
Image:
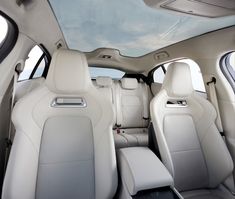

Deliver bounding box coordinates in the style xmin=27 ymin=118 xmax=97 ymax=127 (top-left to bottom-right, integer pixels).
xmin=116 ymin=147 xmax=183 ymax=199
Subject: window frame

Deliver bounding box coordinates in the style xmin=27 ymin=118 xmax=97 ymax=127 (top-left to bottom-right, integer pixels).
xmin=18 ymin=44 xmax=51 ymax=82
xmin=0 ymin=11 xmax=18 ymax=63
xmin=220 ymin=52 xmax=235 ymax=93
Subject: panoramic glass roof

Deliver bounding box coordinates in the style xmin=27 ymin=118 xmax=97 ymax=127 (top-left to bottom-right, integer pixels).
xmin=49 ymin=0 xmax=235 ymax=57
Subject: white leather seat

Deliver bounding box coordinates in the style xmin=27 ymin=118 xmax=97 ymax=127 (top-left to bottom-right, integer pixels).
xmin=114 ymin=78 xmax=150 ymax=148
xmin=94 ymin=76 xmax=116 ymax=126
xmin=15 ymin=77 xmax=45 ymax=102
xmin=2 ymin=50 xmax=117 ymax=199
xmin=93 ymin=76 xmax=114 ymax=103
xmin=150 ymin=62 xmax=234 ymax=199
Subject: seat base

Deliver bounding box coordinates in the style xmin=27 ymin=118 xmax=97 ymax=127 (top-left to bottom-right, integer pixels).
xmin=181 ymin=186 xmax=235 ymax=199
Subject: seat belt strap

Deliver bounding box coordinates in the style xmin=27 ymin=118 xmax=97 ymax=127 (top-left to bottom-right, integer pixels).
xmin=207 ymin=77 xmax=223 ymax=133
xmin=115 ymin=82 xmax=122 ymax=128
xmin=4 ymin=71 xmax=19 ymax=171
xmin=142 ymin=83 xmax=149 ymax=121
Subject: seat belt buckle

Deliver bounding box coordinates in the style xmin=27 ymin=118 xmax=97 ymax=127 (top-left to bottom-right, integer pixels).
xmin=115 ymin=124 xmax=121 ymax=134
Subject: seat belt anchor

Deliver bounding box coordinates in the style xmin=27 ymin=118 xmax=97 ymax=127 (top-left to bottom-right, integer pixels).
xmin=143 ymin=117 xmax=149 ymax=121
xmin=5 ymin=138 xmax=12 ymax=148
xmin=207 ymin=77 xmax=216 ymax=85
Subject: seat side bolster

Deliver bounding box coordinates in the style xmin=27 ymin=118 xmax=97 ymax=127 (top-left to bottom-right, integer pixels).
xmin=150 ymin=90 xmax=175 ymax=177
xmin=2 ymin=131 xmax=39 ymax=199
xmin=201 ymin=123 xmax=234 ymax=187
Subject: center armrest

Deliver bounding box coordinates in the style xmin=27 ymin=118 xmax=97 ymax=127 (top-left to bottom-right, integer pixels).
xmin=118 ymin=147 xmax=173 ymax=195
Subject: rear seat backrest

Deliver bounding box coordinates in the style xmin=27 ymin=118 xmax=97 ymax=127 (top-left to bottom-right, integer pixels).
xmin=94 ymin=76 xmax=114 ymax=103
xmin=93 ymin=76 xmax=149 ymax=148
xmin=94 ymin=76 xmax=116 ymax=125
xmin=116 ymin=78 xmax=149 ymax=128
xmin=113 ymin=78 xmax=150 ymax=148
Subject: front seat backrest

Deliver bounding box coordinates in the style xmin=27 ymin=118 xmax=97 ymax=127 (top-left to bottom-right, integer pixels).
xmin=150 ymin=62 xmax=233 ymax=192
xmin=2 ymin=50 xmax=117 ymax=199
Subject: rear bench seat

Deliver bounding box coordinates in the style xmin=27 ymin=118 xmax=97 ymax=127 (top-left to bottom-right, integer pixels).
xmin=94 ymin=76 xmax=150 ymax=148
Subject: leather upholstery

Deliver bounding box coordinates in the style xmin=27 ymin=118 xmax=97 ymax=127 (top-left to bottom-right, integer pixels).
xmin=150 ymin=62 xmax=233 ymax=195
xmin=114 ymin=78 xmax=150 ymax=148
xmin=46 ymin=50 xmax=91 ymax=94
xmin=2 ymin=49 xmax=117 ymax=199
xmin=121 ymin=78 xmax=138 ymax=90
xmin=15 ymin=77 xmax=45 ymax=102
xmin=96 ymin=76 xmax=113 ymax=87
xmin=15 ymin=75 xmax=150 ymax=149
xmin=118 ymin=147 xmax=174 ymax=195
xmin=162 ymin=62 xmax=193 ymax=97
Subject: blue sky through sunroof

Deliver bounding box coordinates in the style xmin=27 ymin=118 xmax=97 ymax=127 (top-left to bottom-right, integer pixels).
xmin=49 ymin=0 xmax=235 ymax=57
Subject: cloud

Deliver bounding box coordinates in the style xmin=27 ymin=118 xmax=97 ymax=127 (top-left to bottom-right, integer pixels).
xmin=51 ymin=0 xmax=235 ymax=57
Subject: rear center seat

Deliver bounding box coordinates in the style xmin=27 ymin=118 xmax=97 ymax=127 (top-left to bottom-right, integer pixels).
xmin=113 ymin=78 xmax=150 ymax=148
xmin=94 ymin=76 xmax=150 ymax=148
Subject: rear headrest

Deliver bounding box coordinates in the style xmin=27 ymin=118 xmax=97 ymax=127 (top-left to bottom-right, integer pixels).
xmin=46 ymin=49 xmax=92 ymax=94
xmin=162 ymin=62 xmax=193 ymax=97
xmin=121 ymin=78 xmax=138 ymax=90
xmin=96 ymin=76 xmax=113 ymax=87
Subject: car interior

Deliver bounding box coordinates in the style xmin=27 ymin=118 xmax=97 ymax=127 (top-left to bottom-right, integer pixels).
xmin=0 ymin=0 xmax=235 ymax=199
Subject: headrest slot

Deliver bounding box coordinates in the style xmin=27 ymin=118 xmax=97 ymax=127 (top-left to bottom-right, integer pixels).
xmin=166 ymin=100 xmax=188 ymax=108
xmin=51 ymin=97 xmax=87 ymax=108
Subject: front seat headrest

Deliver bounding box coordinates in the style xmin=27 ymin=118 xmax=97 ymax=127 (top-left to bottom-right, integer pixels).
xmin=162 ymin=62 xmax=193 ymax=97
xmin=46 ymin=49 xmax=92 ymax=94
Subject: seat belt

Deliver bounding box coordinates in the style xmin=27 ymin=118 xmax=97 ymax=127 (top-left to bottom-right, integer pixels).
xmin=207 ymin=77 xmax=224 ymax=135
xmin=114 ymin=82 xmax=122 ymax=133
xmin=4 ymin=69 xmax=19 ymax=172
xmin=142 ymin=83 xmax=149 ymax=122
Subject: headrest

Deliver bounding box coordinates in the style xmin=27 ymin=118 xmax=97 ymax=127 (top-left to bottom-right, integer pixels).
xmin=121 ymin=78 xmax=138 ymax=90
xmin=96 ymin=76 xmax=113 ymax=87
xmin=46 ymin=49 xmax=92 ymax=94
xmin=162 ymin=62 xmax=193 ymax=97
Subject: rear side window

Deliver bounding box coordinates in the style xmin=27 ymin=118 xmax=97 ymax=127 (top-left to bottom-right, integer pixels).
xmin=153 ymin=66 xmax=165 ymax=83
xmin=89 ymin=67 xmax=125 ymax=79
xmin=220 ymin=52 xmax=235 ymax=92
xmin=0 ymin=16 xmax=8 ymax=45
xmin=0 ymin=12 xmax=18 ymax=63
xmin=229 ymin=52 xmax=235 ymax=72
xmin=18 ymin=45 xmax=50 ymax=81
xmin=153 ymin=59 xmax=206 ymax=92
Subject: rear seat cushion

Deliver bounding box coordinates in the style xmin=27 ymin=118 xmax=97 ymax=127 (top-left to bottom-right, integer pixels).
xmin=114 ymin=128 xmax=148 ymax=148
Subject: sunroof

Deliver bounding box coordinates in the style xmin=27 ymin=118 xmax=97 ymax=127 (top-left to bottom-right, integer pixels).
xmin=49 ymin=0 xmax=235 ymax=57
